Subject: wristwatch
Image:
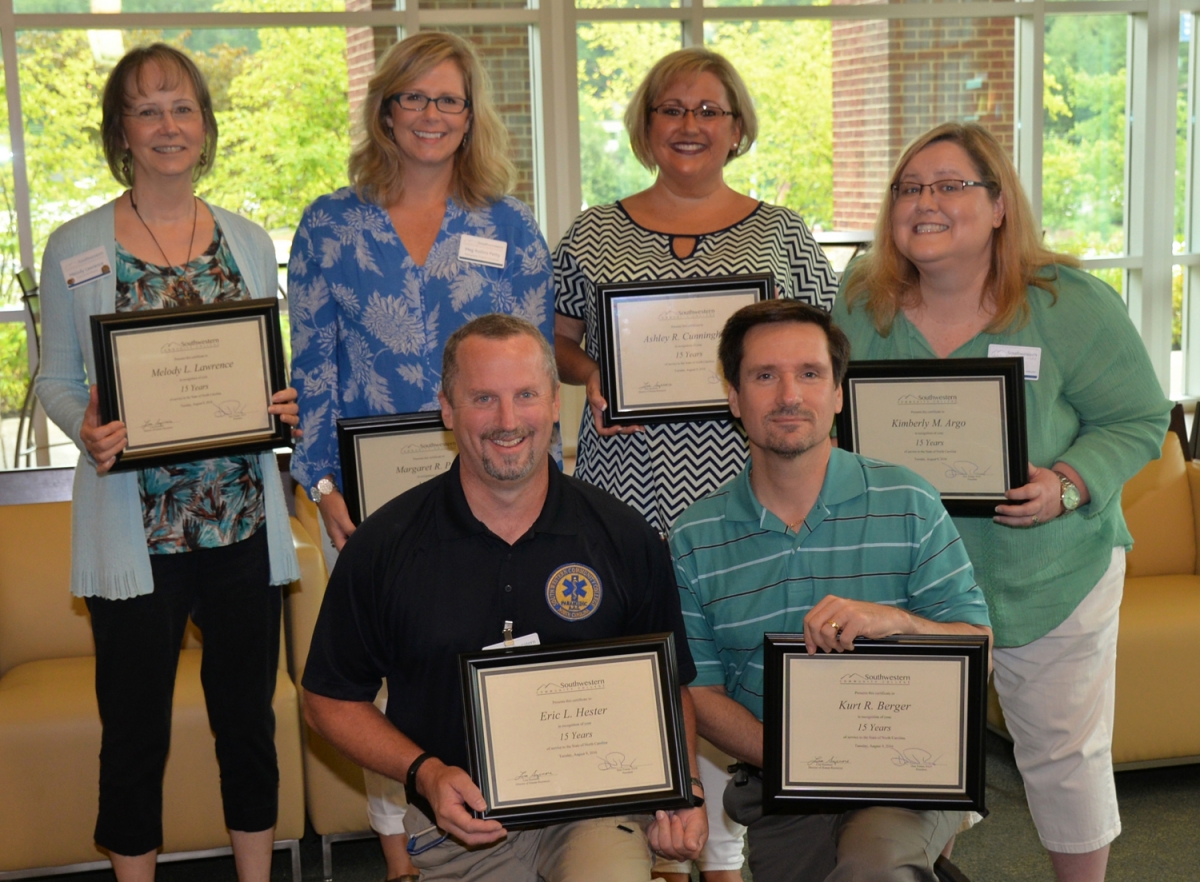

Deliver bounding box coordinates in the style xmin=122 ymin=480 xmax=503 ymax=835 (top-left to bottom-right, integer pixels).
xmin=309 ymin=475 xmax=336 ymax=504
xmin=1053 ymin=470 xmax=1081 ymax=513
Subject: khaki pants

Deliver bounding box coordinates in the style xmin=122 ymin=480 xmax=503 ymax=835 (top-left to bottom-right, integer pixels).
xmin=403 ymin=804 xmax=653 ymax=882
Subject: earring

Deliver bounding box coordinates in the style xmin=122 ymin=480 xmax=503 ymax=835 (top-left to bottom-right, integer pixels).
xmin=121 ymin=150 xmax=131 ymax=181
xmin=199 ymin=149 xmax=208 ymax=166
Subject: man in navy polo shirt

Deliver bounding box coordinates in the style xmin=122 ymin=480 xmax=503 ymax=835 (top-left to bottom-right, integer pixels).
xmin=302 ymin=314 xmax=706 ymax=881
xmin=673 ymin=301 xmax=993 ymax=882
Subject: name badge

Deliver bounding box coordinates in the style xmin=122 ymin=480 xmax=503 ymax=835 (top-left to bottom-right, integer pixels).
xmin=988 ymin=344 xmax=1041 ymax=381
xmin=483 ymin=632 xmax=540 ymax=651
xmin=458 ymin=234 xmax=507 ymax=268
xmin=60 ymin=246 xmax=112 ymax=289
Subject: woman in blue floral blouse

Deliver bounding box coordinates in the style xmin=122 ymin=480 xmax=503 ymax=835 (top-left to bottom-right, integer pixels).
xmin=288 ymin=31 xmax=554 ymax=552
xmin=286 ymin=31 xmax=553 ymax=878
xmin=35 ymin=45 xmax=301 ymax=882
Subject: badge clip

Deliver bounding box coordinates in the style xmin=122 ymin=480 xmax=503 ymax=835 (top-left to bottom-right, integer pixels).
xmin=503 ymin=620 xmax=514 ymax=646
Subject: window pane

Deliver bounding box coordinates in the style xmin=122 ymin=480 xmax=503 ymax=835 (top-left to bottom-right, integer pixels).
xmin=829 ymin=17 xmax=1015 ymax=232
xmin=576 ymin=20 xmax=680 ymax=210
xmin=419 ymin=0 xmax=530 ymax=9
xmin=15 ymin=0 xmax=343 ymax=13
xmin=706 ymin=19 xmax=832 ymax=229
xmin=436 ymin=25 xmax=537 ymax=211
xmin=705 ymin=1 xmax=953 ymax=7
xmin=1177 ymin=12 xmax=1192 ymax=254
xmin=578 ymin=1 xmax=678 ymax=9
xmin=1041 ymin=14 xmax=1127 ymax=258
xmin=18 ymin=26 xmax=351 ymax=266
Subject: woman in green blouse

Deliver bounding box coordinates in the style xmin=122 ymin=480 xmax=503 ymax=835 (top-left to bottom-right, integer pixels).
xmin=834 ymin=122 xmax=1170 ymax=882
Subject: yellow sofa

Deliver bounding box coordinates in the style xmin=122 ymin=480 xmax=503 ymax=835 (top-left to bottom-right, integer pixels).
xmin=288 ymin=489 xmax=376 ymax=878
xmin=0 ymin=490 xmax=312 ymax=879
xmin=988 ymin=426 xmax=1200 ymax=769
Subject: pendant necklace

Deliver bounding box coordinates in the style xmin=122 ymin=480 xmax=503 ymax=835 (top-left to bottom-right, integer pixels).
xmin=129 ymin=191 xmax=199 ymax=301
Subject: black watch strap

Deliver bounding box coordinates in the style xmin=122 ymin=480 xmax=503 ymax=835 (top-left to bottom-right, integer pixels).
xmin=406 ymin=751 xmax=435 ymax=798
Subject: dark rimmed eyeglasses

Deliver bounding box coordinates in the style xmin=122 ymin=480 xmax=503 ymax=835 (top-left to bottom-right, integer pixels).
xmin=387 ymin=91 xmax=471 ymax=115
xmin=650 ymin=101 xmax=736 ymax=122
xmin=890 ymin=180 xmax=993 ymax=203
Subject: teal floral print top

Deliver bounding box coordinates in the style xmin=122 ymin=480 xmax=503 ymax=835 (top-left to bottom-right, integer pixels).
xmin=116 ymin=220 xmax=266 ymax=554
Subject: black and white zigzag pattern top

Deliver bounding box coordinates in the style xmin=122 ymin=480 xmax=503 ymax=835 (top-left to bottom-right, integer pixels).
xmin=553 ymin=201 xmax=837 ymax=533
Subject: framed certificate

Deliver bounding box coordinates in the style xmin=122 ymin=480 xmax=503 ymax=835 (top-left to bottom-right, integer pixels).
xmin=90 ymin=298 xmax=289 ymax=471
xmin=337 ymin=412 xmax=457 ymax=525
xmin=762 ymin=634 xmax=988 ymax=814
xmin=596 ymin=274 xmax=773 ymax=427
xmin=835 ymin=358 xmax=1028 ymax=516
xmin=459 ymin=633 xmax=694 ymax=828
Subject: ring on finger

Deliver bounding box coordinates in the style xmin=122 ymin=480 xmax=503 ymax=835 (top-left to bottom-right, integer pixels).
xmin=1031 ymin=515 xmax=1040 ymax=526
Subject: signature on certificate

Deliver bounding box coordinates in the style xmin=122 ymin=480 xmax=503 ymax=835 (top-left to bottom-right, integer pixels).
xmin=806 ymin=756 xmax=851 ymax=770
xmin=141 ymin=418 xmax=173 ymax=432
xmin=639 ymin=381 xmax=670 ymax=394
xmin=597 ymin=752 xmax=638 ymax=773
xmin=944 ymin=461 xmax=990 ymax=479
xmin=513 ymin=769 xmax=554 ymax=785
xmin=213 ymin=400 xmax=246 ymax=420
xmin=890 ymin=748 xmax=941 ymax=770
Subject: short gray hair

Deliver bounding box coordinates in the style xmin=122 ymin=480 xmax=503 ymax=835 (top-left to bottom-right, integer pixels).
xmin=441 ymin=314 xmax=558 ymax=400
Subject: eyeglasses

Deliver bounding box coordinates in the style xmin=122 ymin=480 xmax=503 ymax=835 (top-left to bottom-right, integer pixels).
xmin=123 ymin=103 xmax=202 ymax=126
xmin=650 ymin=102 xmax=735 ymax=122
xmin=891 ymin=180 xmax=992 ymax=203
xmin=387 ymin=92 xmax=471 ymax=115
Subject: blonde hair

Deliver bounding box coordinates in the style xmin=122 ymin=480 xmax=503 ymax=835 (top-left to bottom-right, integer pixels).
xmin=348 ymin=31 xmax=513 ymax=209
xmin=624 ymin=47 xmax=757 ymax=172
xmin=842 ymin=122 xmax=1078 ymax=335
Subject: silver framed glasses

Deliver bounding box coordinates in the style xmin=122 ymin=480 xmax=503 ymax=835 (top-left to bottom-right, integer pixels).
xmin=123 ymin=103 xmax=202 ymax=125
xmin=387 ymin=91 xmax=471 ymax=115
xmin=890 ymin=180 xmax=993 ymax=203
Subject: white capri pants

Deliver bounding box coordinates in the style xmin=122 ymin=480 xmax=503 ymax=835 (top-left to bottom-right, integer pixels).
xmin=314 ymin=521 xmax=410 ymax=835
xmin=653 ymin=738 xmax=746 ymax=874
xmin=365 ymin=688 xmax=409 ymax=835
xmin=991 ymin=546 xmax=1124 ymax=854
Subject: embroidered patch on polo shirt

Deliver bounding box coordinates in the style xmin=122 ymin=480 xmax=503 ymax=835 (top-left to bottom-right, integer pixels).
xmin=545 ymin=564 xmax=603 ymax=621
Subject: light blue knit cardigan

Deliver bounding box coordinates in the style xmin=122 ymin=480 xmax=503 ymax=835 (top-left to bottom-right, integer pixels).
xmin=34 ymin=198 xmax=301 ymax=599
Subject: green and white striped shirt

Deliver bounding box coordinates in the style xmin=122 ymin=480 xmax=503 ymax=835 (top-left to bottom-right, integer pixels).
xmin=671 ymin=449 xmax=991 ymax=720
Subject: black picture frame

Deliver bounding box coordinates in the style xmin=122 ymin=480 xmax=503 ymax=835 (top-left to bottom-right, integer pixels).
xmin=90 ymin=298 xmax=289 ymax=471
xmin=762 ymin=634 xmax=988 ymax=815
xmin=835 ymin=358 xmax=1028 ymax=516
xmin=336 ymin=411 xmax=457 ymax=525
xmin=459 ymin=633 xmax=693 ymax=829
xmin=596 ymin=274 xmax=774 ymax=427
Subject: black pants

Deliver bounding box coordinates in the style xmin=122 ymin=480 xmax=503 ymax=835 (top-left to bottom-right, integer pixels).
xmin=86 ymin=529 xmax=281 ymax=856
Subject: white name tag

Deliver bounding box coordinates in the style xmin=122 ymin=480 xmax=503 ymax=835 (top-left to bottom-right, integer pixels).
xmin=483 ymin=632 xmax=540 ymax=651
xmin=458 ymin=234 xmax=507 ymax=268
xmin=988 ymin=344 xmax=1041 ymax=381
xmin=60 ymin=246 xmax=112 ymax=289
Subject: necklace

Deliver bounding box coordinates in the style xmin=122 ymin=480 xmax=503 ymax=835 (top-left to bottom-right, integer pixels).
xmin=786 ymin=519 xmax=803 ymax=533
xmin=129 ymin=191 xmax=199 ymax=293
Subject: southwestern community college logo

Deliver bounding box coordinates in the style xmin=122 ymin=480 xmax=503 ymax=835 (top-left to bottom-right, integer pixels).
xmin=545 ymin=564 xmax=603 ymax=621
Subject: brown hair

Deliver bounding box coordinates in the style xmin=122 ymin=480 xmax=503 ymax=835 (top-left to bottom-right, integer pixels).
xmin=348 ymin=31 xmax=512 ymax=209
xmin=101 ymin=43 xmax=218 ymax=187
xmin=842 ymin=122 xmax=1078 ymax=335
xmin=442 ymin=313 xmax=558 ymax=401
xmin=624 ymin=47 xmax=757 ymax=172
xmin=719 ymin=300 xmax=850 ymax=391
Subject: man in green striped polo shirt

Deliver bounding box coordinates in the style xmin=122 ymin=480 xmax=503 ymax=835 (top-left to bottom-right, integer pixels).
xmin=673 ymin=301 xmax=992 ymax=882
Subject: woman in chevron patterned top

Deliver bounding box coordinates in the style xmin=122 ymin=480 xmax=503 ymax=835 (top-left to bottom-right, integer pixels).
xmin=553 ymin=47 xmax=836 ymax=882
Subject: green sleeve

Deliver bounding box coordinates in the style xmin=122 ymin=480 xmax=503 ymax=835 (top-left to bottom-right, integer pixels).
xmin=1049 ymin=271 xmax=1171 ymax=518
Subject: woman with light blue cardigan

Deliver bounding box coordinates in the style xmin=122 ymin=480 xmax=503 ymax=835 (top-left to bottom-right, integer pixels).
xmin=34 ymin=44 xmax=298 ymax=882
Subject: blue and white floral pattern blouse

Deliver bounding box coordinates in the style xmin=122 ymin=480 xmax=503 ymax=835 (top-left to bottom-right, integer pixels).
xmin=287 ymin=188 xmax=554 ymax=492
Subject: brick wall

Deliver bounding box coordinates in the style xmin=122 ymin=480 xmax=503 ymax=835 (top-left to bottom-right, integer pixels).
xmin=343 ymin=0 xmax=536 ymax=207
xmin=832 ymin=6 xmax=1015 ymax=230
